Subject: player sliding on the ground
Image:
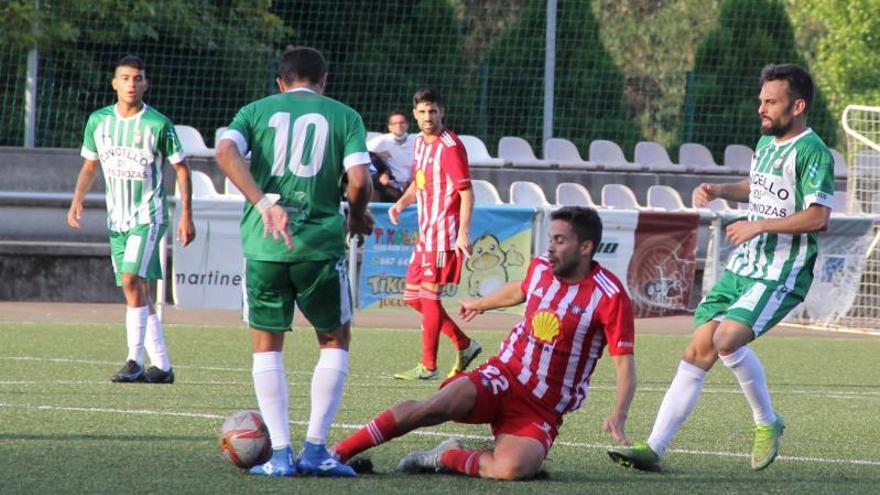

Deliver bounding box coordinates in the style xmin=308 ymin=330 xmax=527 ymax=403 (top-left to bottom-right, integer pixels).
xmin=607 ymin=63 xmax=834 ymax=472
xmin=332 ymin=207 xmax=637 ymax=480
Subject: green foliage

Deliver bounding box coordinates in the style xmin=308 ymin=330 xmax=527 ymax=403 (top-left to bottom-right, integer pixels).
xmin=681 ymin=0 xmax=836 ymax=160
xmin=484 ymin=0 xmax=640 ymax=155
xmin=787 ymin=0 xmax=880 ymax=122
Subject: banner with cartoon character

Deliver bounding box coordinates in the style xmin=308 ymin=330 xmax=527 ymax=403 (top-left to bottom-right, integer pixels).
xmin=357 ymin=203 xmax=535 ymax=310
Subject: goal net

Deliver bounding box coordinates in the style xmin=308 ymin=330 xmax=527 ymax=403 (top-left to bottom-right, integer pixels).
xmin=789 ymin=105 xmax=880 ymax=334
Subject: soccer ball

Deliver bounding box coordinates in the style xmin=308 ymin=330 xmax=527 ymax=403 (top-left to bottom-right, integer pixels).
xmin=219 ymin=410 xmax=271 ymax=469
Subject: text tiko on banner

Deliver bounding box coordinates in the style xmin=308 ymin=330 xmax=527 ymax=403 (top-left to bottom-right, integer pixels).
xmin=358 ymin=203 xmax=536 ymax=311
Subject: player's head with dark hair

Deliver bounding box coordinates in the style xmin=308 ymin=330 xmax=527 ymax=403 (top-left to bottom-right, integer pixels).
xmin=413 ymin=88 xmax=445 ymax=110
xmin=758 ymin=63 xmax=813 ymax=137
xmin=277 ymin=46 xmax=327 ymax=86
xmin=759 ymin=63 xmax=814 ymax=112
xmin=548 ymin=207 xmax=602 ymax=278
xmin=115 ymin=54 xmax=146 ymax=76
xmin=550 ymin=206 xmax=602 ymax=249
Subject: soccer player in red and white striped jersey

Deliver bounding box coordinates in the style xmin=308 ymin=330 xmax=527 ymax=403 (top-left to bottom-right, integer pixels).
xmin=388 ymin=88 xmax=481 ymax=381
xmin=333 ymin=207 xmax=637 ymax=480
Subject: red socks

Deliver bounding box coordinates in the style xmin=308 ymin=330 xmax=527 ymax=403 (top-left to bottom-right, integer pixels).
xmin=407 ymin=287 xmax=472 ymax=370
xmin=440 ymin=449 xmax=483 ymax=477
xmin=333 ymin=410 xmax=399 ymax=462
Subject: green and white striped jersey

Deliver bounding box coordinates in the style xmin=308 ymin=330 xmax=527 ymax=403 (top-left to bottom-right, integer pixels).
xmin=726 ymin=128 xmax=834 ymax=296
xmin=81 ymin=104 xmax=185 ymax=232
xmin=223 ymin=88 xmax=369 ymax=263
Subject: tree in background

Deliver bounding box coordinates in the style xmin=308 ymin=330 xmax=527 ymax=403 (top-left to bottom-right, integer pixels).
xmin=484 ymin=0 xmax=640 ymax=155
xmin=680 ymin=0 xmax=835 ymax=161
xmin=787 ymin=0 xmax=880 ymax=124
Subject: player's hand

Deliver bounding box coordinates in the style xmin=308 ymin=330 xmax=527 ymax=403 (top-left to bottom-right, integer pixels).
xmin=455 ymin=233 xmax=472 ymax=260
xmin=458 ymin=299 xmax=484 ymax=322
xmin=378 ymin=173 xmax=391 ymax=186
xmin=693 ymin=183 xmax=719 ymax=208
xmin=261 ymin=204 xmax=293 ymax=249
xmin=388 ymin=202 xmax=404 ymax=225
xmin=726 ymin=219 xmax=762 ymax=246
xmin=67 ymin=202 xmax=83 ymax=229
xmin=349 ymin=209 xmax=375 ymax=238
xmin=177 ymin=214 xmax=196 ymax=247
xmin=603 ymin=413 xmax=630 ymax=446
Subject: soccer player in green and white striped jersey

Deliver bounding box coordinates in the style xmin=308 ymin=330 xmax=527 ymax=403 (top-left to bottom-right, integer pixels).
xmin=215 ymin=46 xmax=373 ymax=477
xmin=67 ymin=55 xmax=196 ymax=385
xmin=608 ymin=64 xmax=834 ymax=473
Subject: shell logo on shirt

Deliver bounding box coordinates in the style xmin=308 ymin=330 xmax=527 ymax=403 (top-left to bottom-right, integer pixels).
xmin=415 ymin=169 xmax=426 ymax=189
xmin=531 ymin=310 xmax=561 ymax=342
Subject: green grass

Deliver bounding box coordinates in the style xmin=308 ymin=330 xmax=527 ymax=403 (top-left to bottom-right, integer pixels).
xmin=1 ymin=321 xmax=878 ymax=494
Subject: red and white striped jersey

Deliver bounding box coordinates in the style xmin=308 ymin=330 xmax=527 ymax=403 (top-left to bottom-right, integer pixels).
xmin=498 ymin=256 xmax=635 ymax=415
xmin=412 ymin=129 xmax=471 ymax=252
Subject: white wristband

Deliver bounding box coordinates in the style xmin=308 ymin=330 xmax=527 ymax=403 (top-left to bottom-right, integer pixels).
xmin=255 ymin=194 xmax=278 ymax=214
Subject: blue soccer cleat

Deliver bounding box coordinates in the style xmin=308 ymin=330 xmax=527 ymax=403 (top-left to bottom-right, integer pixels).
xmin=297 ymin=441 xmax=356 ymax=477
xmin=249 ymin=446 xmax=297 ymax=477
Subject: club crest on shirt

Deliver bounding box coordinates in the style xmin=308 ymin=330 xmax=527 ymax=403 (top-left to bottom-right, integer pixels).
xmin=530 ymin=310 xmax=561 ymax=343
xmin=416 ymin=169 xmax=426 ymax=189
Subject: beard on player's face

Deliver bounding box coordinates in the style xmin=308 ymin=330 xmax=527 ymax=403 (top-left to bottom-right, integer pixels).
xmin=760 ymin=101 xmax=796 ymax=137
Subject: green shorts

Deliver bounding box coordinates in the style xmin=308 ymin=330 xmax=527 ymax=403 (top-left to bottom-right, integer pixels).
xmin=109 ymin=223 xmax=167 ymax=286
xmin=694 ymin=270 xmax=804 ymax=337
xmin=243 ymin=257 xmax=352 ymax=333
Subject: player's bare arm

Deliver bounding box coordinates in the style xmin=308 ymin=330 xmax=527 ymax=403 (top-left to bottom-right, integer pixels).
xmin=726 ymin=203 xmax=830 ymax=246
xmin=456 ymin=187 xmax=474 ymax=259
xmin=346 ymin=163 xmax=375 ymax=237
xmin=216 ymin=140 xmax=292 ymax=249
xmin=67 ymin=159 xmax=100 ymax=229
xmin=459 ymin=280 xmax=526 ymax=321
xmin=388 ymin=181 xmax=417 ymax=225
xmin=172 ymin=161 xmax=196 ymax=246
xmin=694 ymin=179 xmax=750 ymax=207
xmin=603 ymin=353 xmax=636 ymax=446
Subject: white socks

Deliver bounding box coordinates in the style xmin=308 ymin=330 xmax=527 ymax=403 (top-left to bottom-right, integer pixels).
xmin=144 ymin=313 xmax=171 ymax=371
xmin=719 ymin=346 xmax=777 ymax=425
xmin=306 ymin=348 xmax=349 ymax=445
xmin=647 ymin=361 xmax=707 ymax=457
xmin=125 ymin=306 xmax=149 ymax=365
xmin=253 ymin=352 xmax=290 ymax=450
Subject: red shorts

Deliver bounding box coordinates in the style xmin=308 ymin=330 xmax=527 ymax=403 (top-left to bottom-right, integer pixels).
xmin=405 ymin=250 xmax=462 ymax=285
xmin=441 ymin=357 xmax=562 ymax=454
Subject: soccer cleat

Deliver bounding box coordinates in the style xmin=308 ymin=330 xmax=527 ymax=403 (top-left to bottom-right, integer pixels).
xmin=393 ymin=363 xmax=438 ymax=380
xmin=297 ymin=441 xmax=356 ymax=477
xmin=144 ymin=366 xmax=175 ymax=384
xmin=396 ymin=437 xmax=463 ymax=473
xmin=447 ymin=339 xmax=483 ymax=378
xmin=249 ymin=446 xmax=297 ymax=477
xmin=752 ymin=415 xmax=785 ymax=470
xmin=606 ymin=442 xmax=662 ymax=472
xmin=110 ymin=360 xmax=145 ymax=383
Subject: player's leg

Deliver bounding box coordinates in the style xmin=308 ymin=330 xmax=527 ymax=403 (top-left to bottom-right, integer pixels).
xmin=431 ymin=250 xmax=482 ymax=378
xmin=714 ymin=282 xmax=799 ymax=470
xmin=333 ymin=374 xmax=478 ymax=462
xmin=243 ymin=258 xmax=297 ymax=477
xmin=469 ymin=434 xmax=545 ymax=480
xmin=395 ymin=251 xmax=439 ymax=379
xmin=292 ymin=258 xmax=356 ymax=476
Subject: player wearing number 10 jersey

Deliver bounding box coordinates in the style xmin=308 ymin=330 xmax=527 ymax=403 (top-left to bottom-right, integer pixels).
xmin=332 ymin=207 xmax=637 ymax=480
xmin=216 ymin=46 xmax=374 ymax=478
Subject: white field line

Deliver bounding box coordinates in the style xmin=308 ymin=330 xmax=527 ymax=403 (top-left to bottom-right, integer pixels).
xmin=2 ymin=355 xmax=879 ymax=399
xmin=0 ymin=402 xmax=878 ymax=467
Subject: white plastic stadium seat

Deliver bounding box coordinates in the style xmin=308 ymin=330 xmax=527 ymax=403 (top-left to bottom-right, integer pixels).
xmin=471 ymin=179 xmax=503 ymax=205
xmin=224 ymin=177 xmax=243 ymax=197
xmin=588 ymin=140 xmax=641 ymax=171
xmin=499 ymin=136 xmax=550 ymax=168
xmin=679 ymin=142 xmax=733 ymax=174
xmin=634 ymin=141 xmax=682 ymax=173
xmin=555 ymin=182 xmax=596 ymax=207
xmin=174 ymin=125 xmax=214 ymax=158
xmin=724 ymin=144 xmax=753 ymax=174
xmin=179 ymin=170 xmax=219 ymax=198
xmin=459 ymin=135 xmax=504 ymax=167
xmin=830 ymin=148 xmax=847 ymax=179
xmin=509 ymin=181 xmax=550 ymax=206
xmin=544 ymin=138 xmax=598 ymax=170
xmin=214 ymin=126 xmax=228 ymax=148
xmin=601 ymin=184 xmax=641 ymax=209
xmin=647 ymin=185 xmax=687 ymax=211
xmin=831 ymin=191 xmax=862 ymax=215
